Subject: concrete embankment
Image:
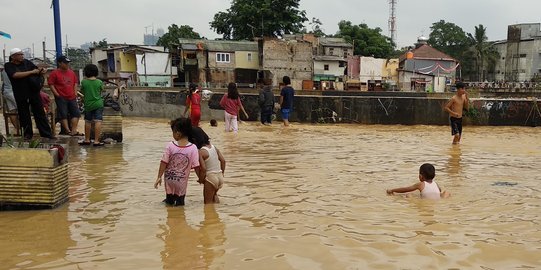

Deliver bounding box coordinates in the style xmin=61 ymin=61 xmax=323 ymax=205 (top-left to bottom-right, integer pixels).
xmin=112 ymin=88 xmax=541 ymax=127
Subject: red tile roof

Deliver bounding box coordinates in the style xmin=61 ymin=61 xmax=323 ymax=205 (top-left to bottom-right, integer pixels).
xmin=400 ymin=44 xmax=456 ymax=62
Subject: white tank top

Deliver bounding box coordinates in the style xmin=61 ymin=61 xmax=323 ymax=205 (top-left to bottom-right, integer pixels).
xmin=201 ymin=145 xmax=222 ymax=173
xmin=420 ymin=181 xmax=440 ymax=199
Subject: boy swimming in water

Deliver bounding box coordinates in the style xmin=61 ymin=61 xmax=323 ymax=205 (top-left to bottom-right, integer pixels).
xmin=386 ymin=163 xmax=450 ymax=199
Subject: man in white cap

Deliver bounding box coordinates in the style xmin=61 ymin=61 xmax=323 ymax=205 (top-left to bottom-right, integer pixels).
xmin=3 ymin=48 xmax=54 ymax=140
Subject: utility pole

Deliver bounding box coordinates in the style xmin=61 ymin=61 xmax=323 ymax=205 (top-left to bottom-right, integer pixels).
xmin=42 ymin=41 xmax=46 ymax=62
xmin=52 ymin=0 xmax=63 ymax=58
xmin=388 ymin=0 xmax=397 ymax=47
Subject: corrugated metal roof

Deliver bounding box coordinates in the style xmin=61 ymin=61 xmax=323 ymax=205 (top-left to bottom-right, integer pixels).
xmin=319 ymin=37 xmax=353 ymax=48
xmin=314 ymin=55 xmax=346 ymax=61
xmin=181 ymin=44 xmax=198 ymax=50
xmin=205 ymin=40 xmax=258 ymax=52
xmin=177 ymin=39 xmax=258 ymax=52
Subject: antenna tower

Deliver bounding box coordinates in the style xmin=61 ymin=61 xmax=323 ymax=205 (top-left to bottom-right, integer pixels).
xmin=388 ymin=0 xmax=397 ymax=46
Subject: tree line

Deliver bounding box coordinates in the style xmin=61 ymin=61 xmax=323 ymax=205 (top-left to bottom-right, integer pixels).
xmin=156 ymin=0 xmax=498 ymax=82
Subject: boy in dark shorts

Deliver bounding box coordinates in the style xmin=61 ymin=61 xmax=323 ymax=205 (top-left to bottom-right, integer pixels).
xmin=444 ymin=82 xmax=469 ymax=144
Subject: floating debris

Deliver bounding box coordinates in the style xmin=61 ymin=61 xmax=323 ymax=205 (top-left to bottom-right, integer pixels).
xmin=492 ymin=181 xmax=518 ymax=186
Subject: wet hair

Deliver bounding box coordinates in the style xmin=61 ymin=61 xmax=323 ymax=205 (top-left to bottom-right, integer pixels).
xmin=210 ymin=119 xmax=217 ymax=127
xmin=170 ymin=117 xmax=193 ymax=141
xmin=191 ymin=127 xmax=210 ymax=149
xmin=455 ymin=82 xmax=465 ymax=90
xmin=419 ymin=163 xmax=435 ymax=180
xmin=227 ymin=82 xmax=239 ymax=99
xmin=283 ymin=76 xmax=291 ymax=85
xmin=83 ymin=64 xmax=99 ymax=78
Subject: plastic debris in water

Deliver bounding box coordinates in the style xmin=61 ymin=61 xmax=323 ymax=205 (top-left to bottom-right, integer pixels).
xmin=491 ymin=181 xmax=518 ymax=186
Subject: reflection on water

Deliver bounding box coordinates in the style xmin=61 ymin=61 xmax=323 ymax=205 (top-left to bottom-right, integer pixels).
xmin=1 ymin=119 xmax=540 ymax=269
xmin=159 ymin=205 xmax=225 ymax=269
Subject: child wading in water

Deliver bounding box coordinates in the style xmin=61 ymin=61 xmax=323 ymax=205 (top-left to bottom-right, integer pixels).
xmin=444 ymin=82 xmax=469 ymax=144
xmin=183 ymin=84 xmax=202 ymax=127
xmin=386 ymin=163 xmax=450 ymax=199
xmin=192 ymin=127 xmax=226 ymax=204
xmin=78 ymin=64 xmax=105 ymax=146
xmin=154 ymin=118 xmax=202 ymax=206
xmin=219 ymin=82 xmax=249 ymax=133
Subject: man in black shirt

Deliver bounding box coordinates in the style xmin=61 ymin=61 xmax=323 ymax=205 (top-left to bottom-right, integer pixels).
xmin=4 ymin=48 xmax=53 ymax=140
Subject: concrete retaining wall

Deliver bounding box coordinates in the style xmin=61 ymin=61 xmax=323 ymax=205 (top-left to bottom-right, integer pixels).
xmin=116 ymin=89 xmax=541 ymax=126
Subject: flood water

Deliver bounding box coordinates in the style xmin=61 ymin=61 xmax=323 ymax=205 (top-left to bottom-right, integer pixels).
xmin=1 ymin=118 xmax=540 ymax=269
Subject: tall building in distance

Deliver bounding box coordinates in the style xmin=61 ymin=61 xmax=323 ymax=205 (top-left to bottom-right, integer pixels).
xmin=493 ymin=23 xmax=541 ymax=82
xmin=143 ymin=27 xmax=165 ymax=46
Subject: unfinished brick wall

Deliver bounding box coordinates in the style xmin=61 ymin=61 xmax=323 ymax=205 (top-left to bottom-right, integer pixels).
xmin=262 ymin=40 xmax=313 ymax=88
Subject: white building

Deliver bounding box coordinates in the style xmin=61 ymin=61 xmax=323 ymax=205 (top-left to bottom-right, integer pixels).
xmin=493 ymin=23 xmax=541 ymax=82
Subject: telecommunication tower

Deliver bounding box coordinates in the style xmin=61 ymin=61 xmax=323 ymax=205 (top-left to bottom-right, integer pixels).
xmin=388 ymin=0 xmax=397 ymax=47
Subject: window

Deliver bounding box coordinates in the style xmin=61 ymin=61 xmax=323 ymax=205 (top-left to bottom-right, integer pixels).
xmin=324 ymin=64 xmax=329 ymax=71
xmin=247 ymin=53 xmax=252 ymax=62
xmin=329 ymin=48 xmax=334 ymax=56
xmin=216 ymin=53 xmax=230 ymax=63
xmin=520 ymin=54 xmax=527 ymax=58
xmin=344 ymin=51 xmax=348 ymax=58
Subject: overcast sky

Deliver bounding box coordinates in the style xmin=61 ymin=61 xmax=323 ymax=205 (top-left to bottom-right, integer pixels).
xmin=2 ymin=0 xmax=540 ymax=58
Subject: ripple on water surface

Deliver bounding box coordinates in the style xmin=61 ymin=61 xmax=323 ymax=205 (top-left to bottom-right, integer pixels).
xmin=1 ymin=119 xmax=540 ymax=269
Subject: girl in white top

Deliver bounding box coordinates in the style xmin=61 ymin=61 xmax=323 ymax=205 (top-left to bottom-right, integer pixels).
xmin=192 ymin=127 xmax=226 ymax=204
xmin=386 ymin=163 xmax=450 ymax=199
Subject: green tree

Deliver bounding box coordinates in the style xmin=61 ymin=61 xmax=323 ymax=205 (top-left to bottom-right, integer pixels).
xmin=308 ymin=17 xmax=326 ymax=37
xmin=335 ymin=20 xmax=394 ymax=58
xmin=427 ymin=20 xmax=469 ymax=60
xmin=210 ymin=0 xmax=307 ymax=40
xmin=66 ymin=48 xmax=90 ymax=70
xmin=92 ymin=38 xmax=108 ymax=49
xmin=467 ymin=24 xmax=499 ymax=81
xmin=157 ymin=24 xmax=201 ymax=49
xmin=298 ymin=17 xmax=326 ymax=37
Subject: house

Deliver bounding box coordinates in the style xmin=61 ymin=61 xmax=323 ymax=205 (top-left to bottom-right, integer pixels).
xmin=90 ymin=44 xmax=173 ymax=87
xmin=313 ymin=55 xmax=347 ymax=90
xmin=398 ymin=37 xmax=458 ymax=92
xmin=312 ymin=37 xmax=353 ymax=90
xmin=258 ymin=36 xmax=313 ymax=90
xmin=359 ymin=56 xmax=385 ymax=91
xmin=382 ymin=58 xmax=399 ymax=90
xmin=493 ymin=23 xmax=541 ymax=82
xmin=176 ymin=39 xmax=259 ymax=88
xmin=316 ymin=37 xmax=354 ymax=59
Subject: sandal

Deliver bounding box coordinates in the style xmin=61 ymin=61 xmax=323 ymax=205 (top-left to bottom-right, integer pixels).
xmin=93 ymin=142 xmax=105 ymax=147
xmin=78 ymin=141 xmax=91 ymax=145
xmin=71 ymin=132 xmax=84 ymax=137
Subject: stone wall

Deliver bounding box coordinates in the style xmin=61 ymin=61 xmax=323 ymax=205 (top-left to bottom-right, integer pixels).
xmin=115 ymin=89 xmax=541 ymax=126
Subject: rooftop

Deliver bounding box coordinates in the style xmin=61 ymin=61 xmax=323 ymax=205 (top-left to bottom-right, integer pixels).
xmin=399 ymin=44 xmax=456 ymax=62
xmin=319 ymin=37 xmax=353 ymax=48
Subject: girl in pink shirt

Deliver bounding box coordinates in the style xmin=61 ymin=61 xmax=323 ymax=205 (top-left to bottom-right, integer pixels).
xmin=154 ymin=118 xmax=202 ymax=206
xmin=219 ymin=83 xmax=249 ymax=133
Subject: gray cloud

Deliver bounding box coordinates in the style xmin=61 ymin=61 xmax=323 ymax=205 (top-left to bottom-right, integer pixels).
xmin=2 ymin=0 xmax=540 ymax=55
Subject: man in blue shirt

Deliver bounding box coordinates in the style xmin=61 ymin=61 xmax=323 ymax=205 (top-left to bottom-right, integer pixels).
xmin=279 ymin=76 xmax=295 ymax=126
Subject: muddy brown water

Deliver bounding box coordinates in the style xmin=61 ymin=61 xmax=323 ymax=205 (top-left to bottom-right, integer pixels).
xmin=1 ymin=118 xmax=540 ymax=269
